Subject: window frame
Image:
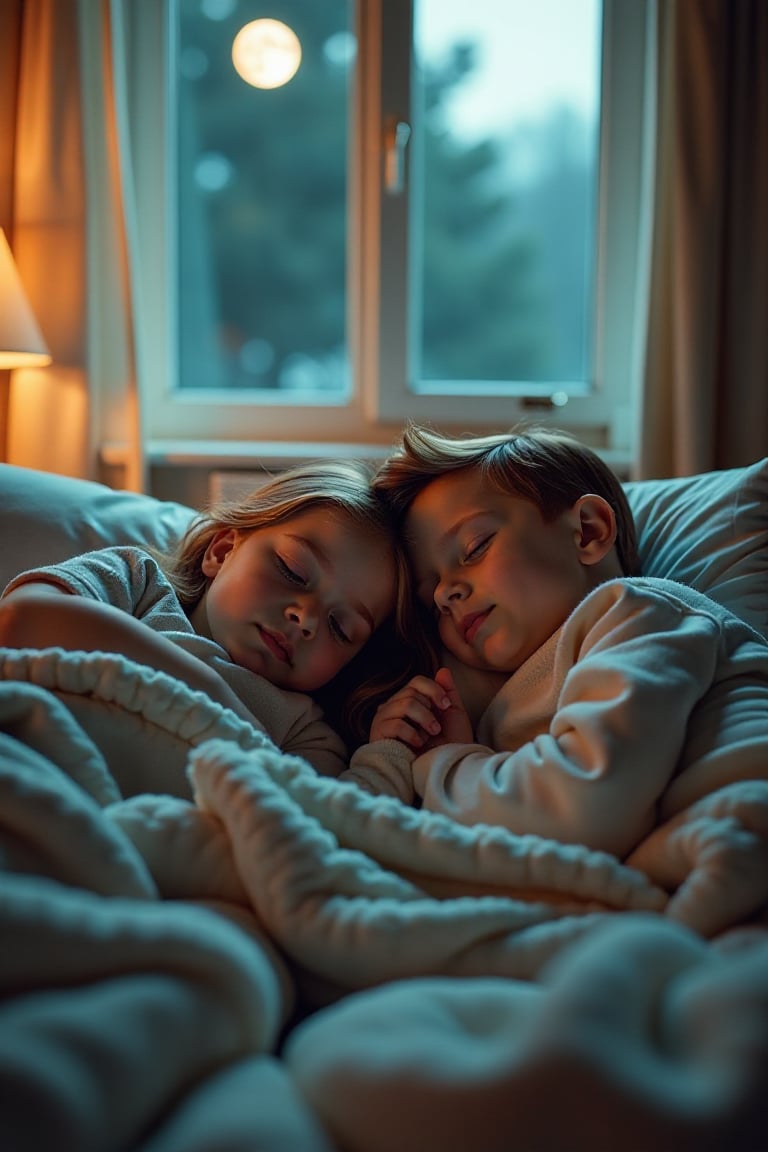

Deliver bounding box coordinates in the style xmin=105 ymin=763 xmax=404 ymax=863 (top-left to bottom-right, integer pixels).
xmin=367 ymin=0 xmax=652 ymax=448
xmin=137 ymin=0 xmax=652 ymax=460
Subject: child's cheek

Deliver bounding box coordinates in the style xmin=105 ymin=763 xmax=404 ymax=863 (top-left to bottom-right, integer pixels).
xmin=439 ymin=626 xmax=466 ymax=662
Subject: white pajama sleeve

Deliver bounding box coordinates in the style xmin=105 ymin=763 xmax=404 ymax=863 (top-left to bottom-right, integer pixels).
xmin=412 ymin=588 xmax=723 ymax=857
xmin=340 ymin=739 xmax=417 ymax=804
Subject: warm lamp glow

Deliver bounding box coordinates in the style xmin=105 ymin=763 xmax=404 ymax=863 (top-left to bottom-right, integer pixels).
xmin=0 ymin=229 xmax=52 ymax=369
xmin=232 ymin=19 xmax=301 ymax=89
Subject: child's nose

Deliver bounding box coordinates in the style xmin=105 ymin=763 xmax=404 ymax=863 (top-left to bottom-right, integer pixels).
xmin=286 ymin=600 xmax=318 ymax=638
xmin=434 ymin=576 xmax=469 ymax=610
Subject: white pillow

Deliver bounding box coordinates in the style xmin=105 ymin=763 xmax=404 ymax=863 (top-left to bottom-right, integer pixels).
xmin=624 ymin=457 xmax=768 ymax=639
xmin=2 ymin=458 xmax=767 ymax=638
xmin=0 ymin=463 xmax=194 ymax=594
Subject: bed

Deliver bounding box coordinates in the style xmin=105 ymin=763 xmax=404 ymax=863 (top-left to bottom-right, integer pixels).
xmin=2 ymin=459 xmax=767 ymax=1152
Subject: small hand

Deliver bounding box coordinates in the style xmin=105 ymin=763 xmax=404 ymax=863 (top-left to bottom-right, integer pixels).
xmin=369 ymin=666 xmax=473 ymax=750
xmin=427 ymin=666 xmax=473 ymax=748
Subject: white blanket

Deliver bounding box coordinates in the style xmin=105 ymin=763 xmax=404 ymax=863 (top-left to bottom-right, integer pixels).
xmin=2 ymin=646 xmax=767 ymax=1150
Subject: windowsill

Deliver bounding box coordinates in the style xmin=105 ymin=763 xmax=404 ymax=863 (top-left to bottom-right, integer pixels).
xmin=105 ymin=433 xmax=631 ymax=471
xmin=137 ymin=440 xmax=399 ymax=506
xmin=143 ymin=439 xmax=631 ymax=472
xmin=144 ymin=439 xmax=394 ymax=468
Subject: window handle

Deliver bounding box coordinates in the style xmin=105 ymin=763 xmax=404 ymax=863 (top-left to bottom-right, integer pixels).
xmin=383 ymin=117 xmax=411 ymax=195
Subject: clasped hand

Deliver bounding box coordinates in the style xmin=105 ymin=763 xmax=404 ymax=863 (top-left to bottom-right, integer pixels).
xmin=370 ymin=666 xmax=473 ymax=751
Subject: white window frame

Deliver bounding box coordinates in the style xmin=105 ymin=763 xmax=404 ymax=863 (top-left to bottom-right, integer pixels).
xmin=136 ymin=0 xmax=652 ymax=460
xmin=365 ymin=0 xmax=652 ymax=446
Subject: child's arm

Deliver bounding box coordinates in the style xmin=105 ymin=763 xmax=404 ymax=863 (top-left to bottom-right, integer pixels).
xmin=0 ymin=584 xmax=265 ymax=726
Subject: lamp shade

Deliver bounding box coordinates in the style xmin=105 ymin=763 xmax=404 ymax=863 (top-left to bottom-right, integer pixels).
xmin=0 ymin=228 xmax=52 ymax=368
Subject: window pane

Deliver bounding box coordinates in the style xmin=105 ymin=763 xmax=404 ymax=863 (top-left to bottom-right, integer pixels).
xmin=175 ymin=0 xmax=353 ymax=396
xmin=412 ymin=0 xmax=602 ymax=391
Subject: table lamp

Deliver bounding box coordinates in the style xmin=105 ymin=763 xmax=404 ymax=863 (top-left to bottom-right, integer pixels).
xmin=0 ymin=227 xmax=52 ymax=368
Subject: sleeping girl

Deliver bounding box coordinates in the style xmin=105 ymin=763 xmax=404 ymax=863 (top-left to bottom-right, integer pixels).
xmin=0 ymin=460 xmax=420 ymax=776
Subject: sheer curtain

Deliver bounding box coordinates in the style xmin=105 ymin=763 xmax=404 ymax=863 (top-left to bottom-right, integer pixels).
xmin=0 ymin=0 xmax=147 ymax=490
xmin=635 ymin=0 xmax=768 ymax=478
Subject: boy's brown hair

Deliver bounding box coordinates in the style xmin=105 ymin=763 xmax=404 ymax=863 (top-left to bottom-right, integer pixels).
xmin=373 ymin=423 xmax=642 ymax=577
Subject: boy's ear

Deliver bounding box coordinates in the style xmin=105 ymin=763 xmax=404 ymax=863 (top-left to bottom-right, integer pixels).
xmin=201 ymin=529 xmax=237 ymax=577
xmin=571 ymin=495 xmax=617 ymax=566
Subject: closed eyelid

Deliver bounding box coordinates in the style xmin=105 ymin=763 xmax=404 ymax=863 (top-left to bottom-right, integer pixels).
xmin=277 ymin=554 xmax=307 ymax=585
xmin=331 ymin=601 xmax=374 ymax=637
xmin=328 ymin=613 xmax=351 ymax=643
xmin=329 ymin=613 xmax=368 ymax=648
xmin=436 ymin=510 xmax=493 ymax=552
xmin=286 ymin=533 xmax=327 ymax=574
xmin=413 ymin=519 xmax=490 ymax=583
xmin=285 ymin=534 xmax=374 ymax=628
xmin=463 ymin=533 xmax=492 ymax=560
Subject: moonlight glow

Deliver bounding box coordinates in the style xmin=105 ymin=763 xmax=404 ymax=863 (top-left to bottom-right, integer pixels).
xmin=232 ymin=19 xmax=302 ymax=89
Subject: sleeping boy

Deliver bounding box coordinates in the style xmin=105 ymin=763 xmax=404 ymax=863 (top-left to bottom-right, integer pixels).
xmin=341 ymin=424 xmax=768 ymax=861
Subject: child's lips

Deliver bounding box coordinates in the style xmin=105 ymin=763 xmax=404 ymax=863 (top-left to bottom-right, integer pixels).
xmin=258 ymin=625 xmax=292 ymax=665
xmin=461 ymin=610 xmax=490 ymax=644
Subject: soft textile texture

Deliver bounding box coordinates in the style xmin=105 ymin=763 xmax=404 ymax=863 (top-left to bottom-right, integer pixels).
xmin=0 ymin=689 xmax=295 ymax=1151
xmin=2 ymin=461 xmax=768 ymax=1150
xmin=0 ymin=464 xmax=194 ymax=586
xmin=625 ymin=457 xmax=768 ymax=637
xmin=286 ymin=916 xmax=768 ymax=1152
xmin=4 ymin=646 xmax=768 ymax=961
xmin=1 ymin=652 xmax=768 ymax=1150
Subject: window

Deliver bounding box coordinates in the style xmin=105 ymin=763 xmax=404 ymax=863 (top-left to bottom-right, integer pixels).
xmin=176 ymin=1 xmax=353 ymax=399
xmin=142 ymin=0 xmax=651 ymax=460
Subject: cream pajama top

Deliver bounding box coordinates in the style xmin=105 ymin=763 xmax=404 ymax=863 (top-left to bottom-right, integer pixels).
xmin=343 ymin=577 xmax=768 ymax=857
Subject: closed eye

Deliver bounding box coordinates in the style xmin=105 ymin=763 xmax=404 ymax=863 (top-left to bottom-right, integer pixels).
xmin=329 ymin=614 xmax=352 ymax=644
xmin=463 ymin=535 xmax=492 ymax=563
xmin=276 ymin=555 xmax=307 ymax=587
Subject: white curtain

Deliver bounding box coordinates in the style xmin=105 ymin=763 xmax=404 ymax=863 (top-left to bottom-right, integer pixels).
xmin=635 ymin=0 xmax=768 ymax=477
xmin=3 ymin=0 xmax=147 ymax=490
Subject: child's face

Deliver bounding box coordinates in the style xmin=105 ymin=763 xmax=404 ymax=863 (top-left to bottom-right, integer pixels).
xmin=198 ymin=508 xmax=397 ymax=692
xmin=406 ymin=468 xmax=600 ymax=675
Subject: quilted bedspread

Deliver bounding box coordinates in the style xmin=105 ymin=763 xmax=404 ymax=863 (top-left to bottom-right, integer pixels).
xmin=2 ymin=646 xmax=767 ymax=1151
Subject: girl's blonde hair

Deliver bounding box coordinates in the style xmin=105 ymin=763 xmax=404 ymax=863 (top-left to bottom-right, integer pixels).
xmin=373 ymin=423 xmax=642 ymax=576
xmin=159 ymin=459 xmax=425 ymax=747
